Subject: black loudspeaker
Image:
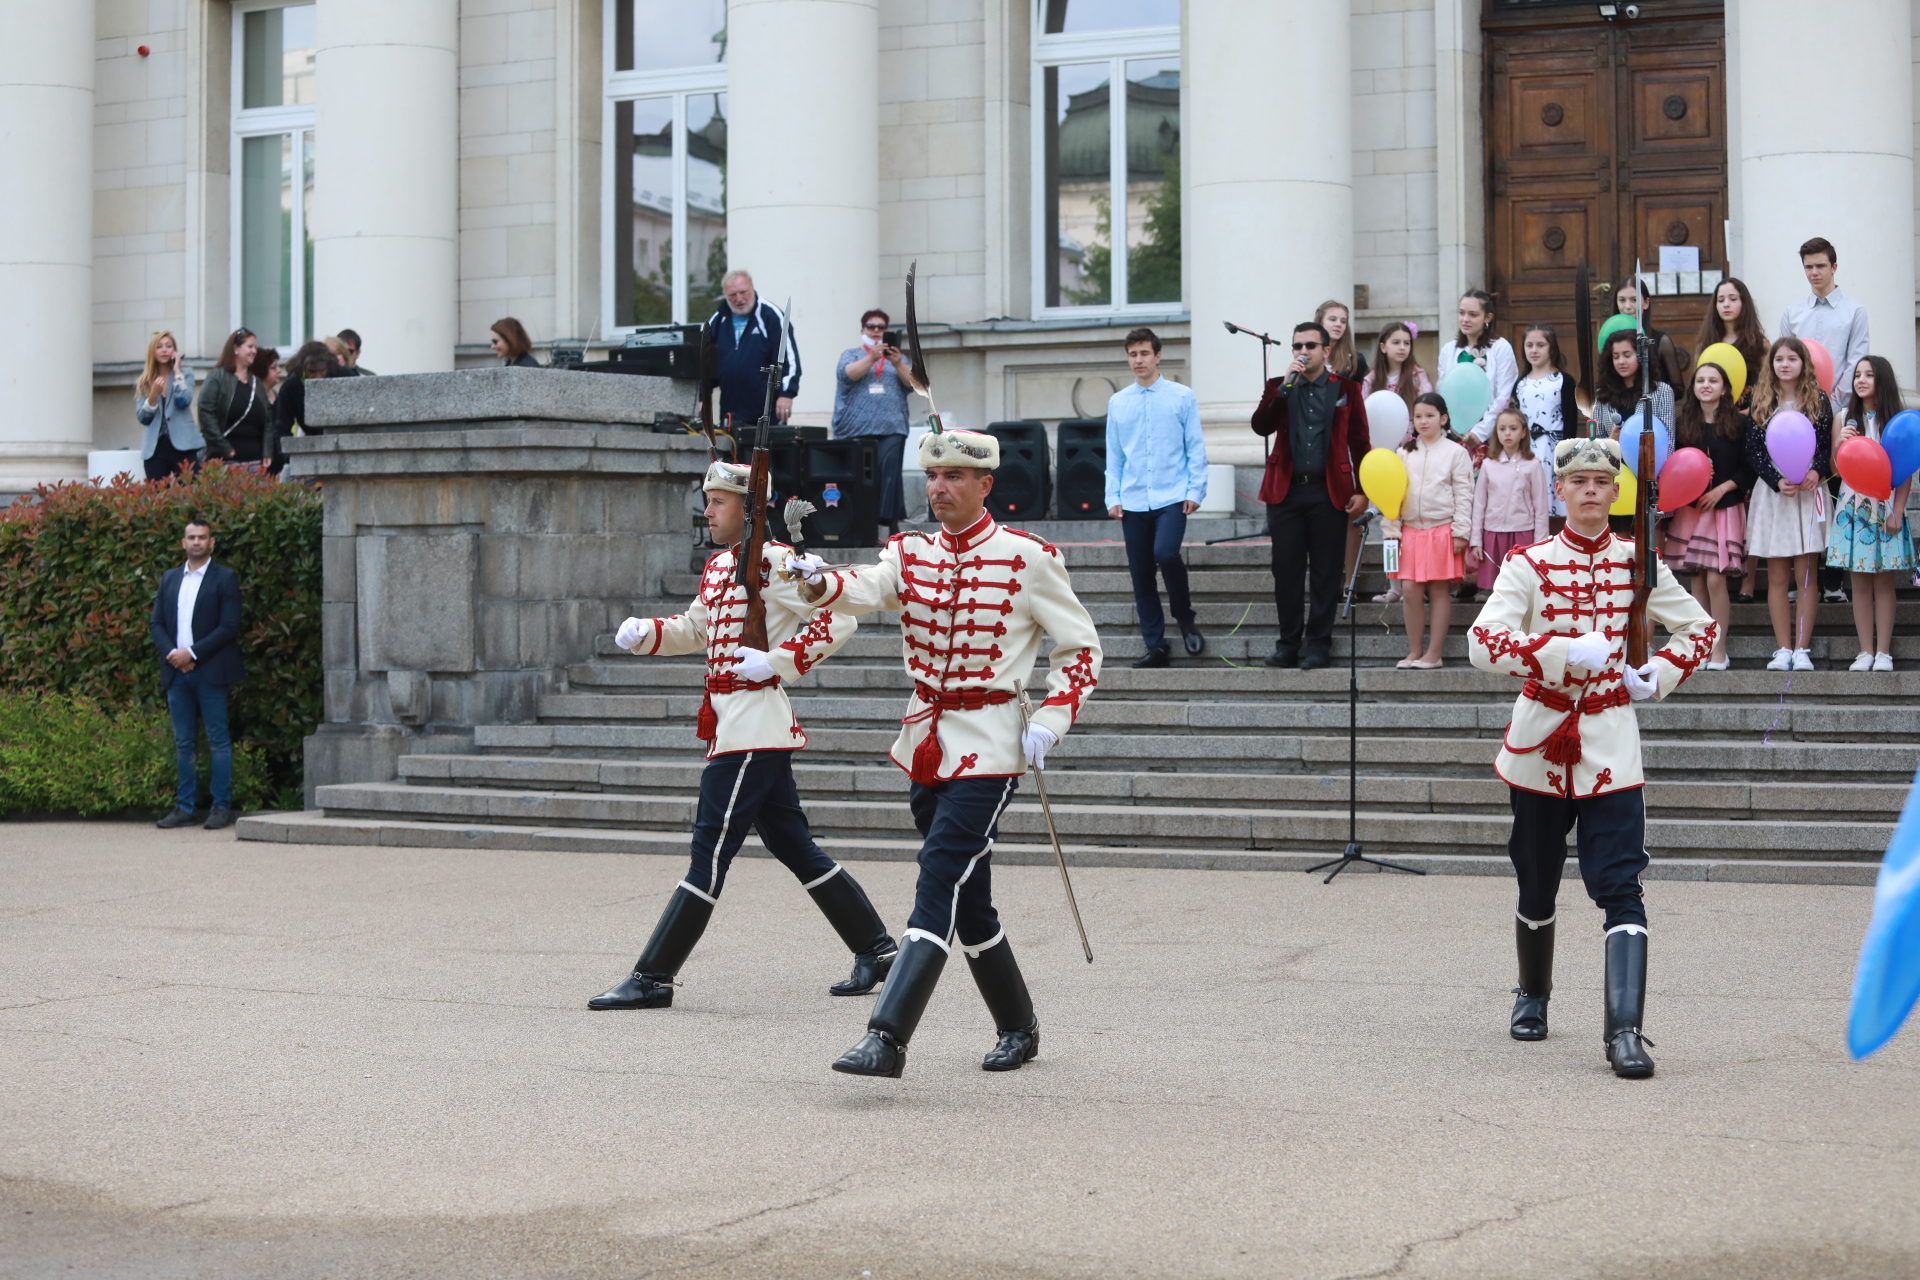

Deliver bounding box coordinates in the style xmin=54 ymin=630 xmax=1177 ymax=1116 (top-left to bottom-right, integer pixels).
xmin=794 ymin=438 xmax=880 ymax=548
xmin=1055 ymin=419 xmax=1109 ymax=519
xmin=985 ymin=421 xmax=1050 ymax=522
xmin=611 ymin=324 xmax=712 ymax=378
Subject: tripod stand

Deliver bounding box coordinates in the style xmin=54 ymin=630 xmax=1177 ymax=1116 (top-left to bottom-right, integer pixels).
xmin=1305 ymin=511 xmax=1429 ymax=884
xmin=1207 ymin=321 xmax=1285 ymax=546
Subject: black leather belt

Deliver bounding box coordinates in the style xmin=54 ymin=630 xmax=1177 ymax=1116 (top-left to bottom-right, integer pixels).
xmin=1293 ymin=472 xmax=1324 ymax=485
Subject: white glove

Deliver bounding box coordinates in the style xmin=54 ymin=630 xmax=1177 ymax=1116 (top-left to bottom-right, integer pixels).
xmin=615 ymin=617 xmax=651 ymax=652
xmin=1623 ymin=662 xmax=1659 ymax=702
xmin=786 ymin=552 xmax=827 ymax=584
xmin=1566 ymin=630 xmax=1612 ymax=671
xmin=732 ymin=645 xmax=777 ymax=683
xmin=1022 ymin=723 xmax=1059 ymax=771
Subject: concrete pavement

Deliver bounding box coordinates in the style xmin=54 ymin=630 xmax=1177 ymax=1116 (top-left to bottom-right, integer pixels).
xmin=2 ymin=822 xmax=1916 ymax=1279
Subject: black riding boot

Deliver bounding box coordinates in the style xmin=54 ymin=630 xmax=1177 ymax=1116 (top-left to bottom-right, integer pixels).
xmin=832 ymin=935 xmax=947 ymax=1077
xmin=1603 ymin=927 xmax=1655 ymax=1078
xmin=587 ymin=885 xmax=714 ymax=1010
xmin=966 ymin=936 xmax=1039 ymax=1071
xmin=1510 ymin=917 xmax=1554 ymax=1041
xmin=808 ymin=868 xmax=898 ymax=996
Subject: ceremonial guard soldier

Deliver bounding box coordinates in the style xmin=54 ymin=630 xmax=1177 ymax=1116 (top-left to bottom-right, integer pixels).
xmin=791 ymin=428 xmax=1103 ymax=1077
xmin=1469 ymin=436 xmax=1716 ymax=1078
xmin=587 ymin=460 xmax=898 ymax=1011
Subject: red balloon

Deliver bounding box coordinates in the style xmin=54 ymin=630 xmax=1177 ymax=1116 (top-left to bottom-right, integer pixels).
xmin=1802 ymin=338 xmax=1836 ymax=395
xmin=1837 ymin=435 xmax=1894 ymax=501
xmin=1656 ymin=446 xmax=1713 ymax=512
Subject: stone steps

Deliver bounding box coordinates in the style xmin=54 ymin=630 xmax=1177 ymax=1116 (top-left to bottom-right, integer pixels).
xmin=229 ymin=810 xmax=1877 ymax=885
xmin=395 ymin=753 xmax=1911 ymax=821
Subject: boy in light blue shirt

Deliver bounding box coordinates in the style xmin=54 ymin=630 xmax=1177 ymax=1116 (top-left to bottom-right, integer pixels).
xmin=1105 ymin=327 xmax=1209 ymax=666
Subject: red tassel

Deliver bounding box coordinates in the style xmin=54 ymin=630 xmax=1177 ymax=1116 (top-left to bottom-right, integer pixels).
xmin=1540 ymin=712 xmax=1582 ymax=768
xmin=910 ymin=715 xmax=945 ymax=785
xmin=696 ymin=692 xmax=718 ymax=742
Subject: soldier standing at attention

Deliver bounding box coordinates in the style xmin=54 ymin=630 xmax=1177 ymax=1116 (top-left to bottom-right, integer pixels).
xmin=1469 ymin=436 xmax=1716 ymax=1078
xmin=587 ymin=460 xmax=898 ymax=1011
xmin=789 ymin=429 xmax=1103 ymax=1077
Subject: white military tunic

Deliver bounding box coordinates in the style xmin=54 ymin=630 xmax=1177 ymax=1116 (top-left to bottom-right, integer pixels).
xmin=813 ymin=512 xmax=1102 ymax=781
xmin=1469 ymin=526 xmax=1716 ymax=798
xmin=635 ymin=541 xmax=855 ymax=757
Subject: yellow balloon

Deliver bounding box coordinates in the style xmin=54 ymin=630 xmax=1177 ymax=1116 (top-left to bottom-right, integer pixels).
xmin=1359 ymin=447 xmax=1409 ymax=521
xmin=1609 ymin=466 xmax=1637 ymax=516
xmin=1696 ymin=342 xmax=1748 ymax=402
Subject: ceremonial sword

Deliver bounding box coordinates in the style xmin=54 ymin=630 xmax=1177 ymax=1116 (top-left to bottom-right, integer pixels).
xmin=1020 ymin=689 xmax=1093 ymax=963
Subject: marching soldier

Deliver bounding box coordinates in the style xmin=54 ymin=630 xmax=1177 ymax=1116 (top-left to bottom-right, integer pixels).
xmin=790 ymin=428 xmax=1102 ymax=1076
xmin=1468 ymin=436 xmax=1716 ymax=1078
xmin=587 ymin=460 xmax=898 ymax=1011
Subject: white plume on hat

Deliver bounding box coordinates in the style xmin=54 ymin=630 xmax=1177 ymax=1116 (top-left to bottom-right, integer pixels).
xmin=916 ymin=429 xmax=999 ymax=470
xmin=1554 ymin=435 xmax=1623 ymax=477
xmin=703 ymin=460 xmax=753 ymax=494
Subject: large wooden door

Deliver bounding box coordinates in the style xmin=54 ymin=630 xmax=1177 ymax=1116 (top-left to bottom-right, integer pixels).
xmin=1486 ymin=3 xmax=1727 ymax=367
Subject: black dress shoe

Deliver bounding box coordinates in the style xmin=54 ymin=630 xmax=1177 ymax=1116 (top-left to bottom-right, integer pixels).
xmin=831 ymin=941 xmax=897 ymax=997
xmin=1608 ymin=1028 xmax=1656 ymax=1078
xmin=203 ymin=806 xmax=235 ymax=830
xmin=1131 ymin=647 xmax=1171 ymax=669
xmin=1510 ymin=990 xmax=1549 ymax=1041
xmin=1263 ymin=647 xmax=1300 ymax=669
xmin=832 ymin=1028 xmax=905 ymax=1077
xmin=155 ymin=809 xmax=198 ymax=829
xmin=982 ymin=1021 xmax=1039 ymax=1071
xmin=588 ymin=972 xmax=674 ymax=1010
xmin=1300 ymin=645 xmax=1332 ymax=670
xmin=1181 ymin=626 xmax=1205 ymax=657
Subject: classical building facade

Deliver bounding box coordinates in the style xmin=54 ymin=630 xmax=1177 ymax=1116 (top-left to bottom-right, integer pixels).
xmin=3 ymin=0 xmax=1915 ymax=495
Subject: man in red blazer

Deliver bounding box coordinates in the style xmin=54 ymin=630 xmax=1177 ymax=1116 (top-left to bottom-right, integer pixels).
xmin=1250 ymin=321 xmax=1372 ymax=669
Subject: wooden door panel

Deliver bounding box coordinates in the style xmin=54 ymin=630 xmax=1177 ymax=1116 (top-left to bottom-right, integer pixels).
xmin=1632 ymin=69 xmax=1716 ymax=148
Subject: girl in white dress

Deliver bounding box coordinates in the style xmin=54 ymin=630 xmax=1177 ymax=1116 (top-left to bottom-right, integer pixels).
xmin=1514 ymin=323 xmax=1583 ymax=523
xmin=1745 ymin=336 xmax=1833 ymax=671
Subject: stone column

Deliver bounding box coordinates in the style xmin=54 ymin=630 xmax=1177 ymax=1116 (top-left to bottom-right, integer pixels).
xmin=727 ymin=0 xmax=879 ymax=425
xmin=0 ymin=0 xmax=94 ymax=491
xmin=313 ymin=0 xmax=459 ymax=374
xmin=1732 ymin=0 xmax=1915 ymax=391
xmin=1187 ymin=0 xmax=1353 ymax=466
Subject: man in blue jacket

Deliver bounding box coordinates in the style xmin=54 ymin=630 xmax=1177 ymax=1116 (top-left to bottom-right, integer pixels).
xmin=1105 ymin=327 xmax=1208 ymax=667
xmin=149 ymin=518 xmax=245 ymax=829
xmin=704 ymin=270 xmax=800 ymax=431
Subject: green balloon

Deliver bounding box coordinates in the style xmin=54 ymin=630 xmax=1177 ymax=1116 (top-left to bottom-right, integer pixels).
xmin=1596 ymin=312 xmax=1638 ymax=354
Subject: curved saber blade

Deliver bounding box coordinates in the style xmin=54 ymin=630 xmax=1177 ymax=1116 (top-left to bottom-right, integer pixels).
xmin=1030 ymin=763 xmax=1093 ymax=964
xmin=904 ymin=260 xmax=939 ymax=421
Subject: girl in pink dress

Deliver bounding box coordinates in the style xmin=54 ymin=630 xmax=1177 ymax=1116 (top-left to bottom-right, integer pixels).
xmin=1469 ymin=408 xmax=1551 ymax=590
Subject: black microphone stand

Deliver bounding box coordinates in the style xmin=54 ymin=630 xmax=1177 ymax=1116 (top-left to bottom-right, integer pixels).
xmin=1305 ymin=511 xmax=1429 ymax=884
xmin=1209 ymin=321 xmax=1288 ymax=546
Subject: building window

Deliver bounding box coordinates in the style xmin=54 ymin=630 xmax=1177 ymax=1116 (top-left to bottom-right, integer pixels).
xmin=1033 ymin=1 xmax=1182 ymax=315
xmin=604 ymin=0 xmax=728 ymax=332
xmin=231 ymin=1 xmax=316 ymax=349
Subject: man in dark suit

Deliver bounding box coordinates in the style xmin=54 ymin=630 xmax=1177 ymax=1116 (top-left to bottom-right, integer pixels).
xmin=1250 ymin=321 xmax=1372 ymax=670
xmin=150 ymin=518 xmax=245 ymax=829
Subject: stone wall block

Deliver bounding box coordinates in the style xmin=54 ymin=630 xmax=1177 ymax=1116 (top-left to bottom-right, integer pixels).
xmin=306 ymin=368 xmax=698 ymax=429
xmin=480 ymin=535 xmax=520 ymax=599
xmin=356 ymin=532 xmax=478 ymax=673
xmin=323 ymin=602 xmax=358 ymax=672
xmin=477 ymin=599 xmax=522 ymax=671
xmin=323 ymin=536 xmax=357 ymax=603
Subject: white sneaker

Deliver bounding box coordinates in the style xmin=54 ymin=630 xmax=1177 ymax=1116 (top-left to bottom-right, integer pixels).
xmin=1850 ymin=651 xmax=1875 ymax=671
xmin=1767 ymin=647 xmax=1793 ymax=671
xmin=1823 ymin=587 xmax=1851 ymax=604
xmin=1792 ymin=649 xmax=1815 ymax=672
xmin=1874 ymin=652 xmax=1895 ymax=672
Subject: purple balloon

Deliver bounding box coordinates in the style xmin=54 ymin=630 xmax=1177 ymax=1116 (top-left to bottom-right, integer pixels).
xmin=1766 ymin=410 xmax=1817 ymax=482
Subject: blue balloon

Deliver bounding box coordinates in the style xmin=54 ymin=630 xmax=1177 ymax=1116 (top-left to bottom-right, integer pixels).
xmin=1849 ymin=764 xmax=1920 ymax=1058
xmin=1882 ymin=409 xmax=1920 ymax=487
xmin=1618 ymin=413 xmax=1671 ymax=478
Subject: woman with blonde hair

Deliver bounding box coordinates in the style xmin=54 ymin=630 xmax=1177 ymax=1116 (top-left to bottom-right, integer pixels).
xmin=136 ymin=330 xmax=200 ymax=481
xmin=1315 ymin=299 xmax=1368 ymax=384
xmin=1745 ymin=336 xmax=1833 ymax=670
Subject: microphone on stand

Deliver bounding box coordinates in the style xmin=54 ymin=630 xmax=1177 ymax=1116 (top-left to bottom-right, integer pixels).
xmin=1351 ymin=509 xmax=1378 ymax=529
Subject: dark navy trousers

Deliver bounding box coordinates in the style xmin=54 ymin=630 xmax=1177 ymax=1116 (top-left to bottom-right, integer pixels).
xmin=682 ymin=750 xmax=837 ymax=902
xmin=1120 ymin=504 xmax=1196 ymax=651
xmin=1507 ymin=786 xmax=1649 ymax=931
xmin=903 ymin=775 xmax=1021 ymax=950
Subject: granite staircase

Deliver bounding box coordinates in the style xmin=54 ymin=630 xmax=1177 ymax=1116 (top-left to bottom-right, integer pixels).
xmin=239 ymin=519 xmax=1912 ymax=883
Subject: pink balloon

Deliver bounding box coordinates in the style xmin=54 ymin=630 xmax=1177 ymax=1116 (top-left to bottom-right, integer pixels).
xmin=1766 ymin=410 xmax=1817 ymax=482
xmin=1837 ymin=435 xmax=1894 ymax=501
xmin=1657 ymin=447 xmax=1713 ymax=512
xmin=1802 ymin=338 xmax=1835 ymax=394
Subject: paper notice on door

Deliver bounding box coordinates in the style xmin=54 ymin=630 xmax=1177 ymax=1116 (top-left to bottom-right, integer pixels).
xmin=1659 ymin=246 xmax=1700 ymax=273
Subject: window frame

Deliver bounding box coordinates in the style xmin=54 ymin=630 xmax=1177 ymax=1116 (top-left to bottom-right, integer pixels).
xmin=1029 ymin=12 xmax=1183 ymax=319
xmin=229 ymin=0 xmax=318 ymax=350
xmin=600 ymin=5 xmax=728 ymax=336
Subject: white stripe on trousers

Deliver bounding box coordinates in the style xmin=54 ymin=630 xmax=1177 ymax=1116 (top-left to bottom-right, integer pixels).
xmin=708 ymin=751 xmax=754 ymax=896
xmin=946 ymin=777 xmax=1018 ymax=949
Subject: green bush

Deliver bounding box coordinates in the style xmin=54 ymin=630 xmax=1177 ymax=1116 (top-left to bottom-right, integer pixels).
xmin=0 ymin=466 xmax=321 ymax=812
xmin=0 ymin=691 xmax=271 ymax=815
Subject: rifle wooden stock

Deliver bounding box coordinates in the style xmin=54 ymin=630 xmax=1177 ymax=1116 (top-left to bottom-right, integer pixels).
xmin=739 ymin=445 xmax=772 ymax=653
xmin=1627 ymin=427 xmax=1656 ymax=667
